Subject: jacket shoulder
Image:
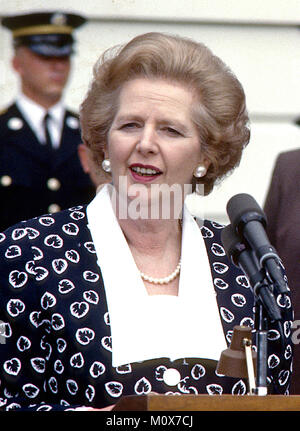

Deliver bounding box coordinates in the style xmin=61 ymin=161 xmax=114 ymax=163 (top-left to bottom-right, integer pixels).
xmin=276 ymin=149 xmax=300 ymax=166
xmin=0 ymin=103 xmax=23 ymax=129
xmin=0 ymin=103 xmax=19 ymax=116
xmin=0 ymin=107 xmax=8 ymax=116
xmin=65 ymin=108 xmax=79 ymax=118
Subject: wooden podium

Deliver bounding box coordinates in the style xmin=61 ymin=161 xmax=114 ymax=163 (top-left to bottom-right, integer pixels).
xmin=113 ymin=394 xmax=300 ymax=411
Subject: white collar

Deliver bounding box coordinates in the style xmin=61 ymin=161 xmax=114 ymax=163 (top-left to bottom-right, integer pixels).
xmin=87 ymin=184 xmax=226 ymax=367
xmin=16 ymin=94 xmax=65 ymax=147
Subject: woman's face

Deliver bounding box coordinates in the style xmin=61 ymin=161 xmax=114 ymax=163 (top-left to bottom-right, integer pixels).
xmin=106 ymin=78 xmax=207 ymax=215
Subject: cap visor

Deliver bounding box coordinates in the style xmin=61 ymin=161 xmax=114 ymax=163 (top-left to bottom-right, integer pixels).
xmin=29 ymin=43 xmax=73 ymax=57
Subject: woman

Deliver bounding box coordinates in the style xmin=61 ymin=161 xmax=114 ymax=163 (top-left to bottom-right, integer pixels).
xmin=0 ymin=32 xmax=292 ymax=411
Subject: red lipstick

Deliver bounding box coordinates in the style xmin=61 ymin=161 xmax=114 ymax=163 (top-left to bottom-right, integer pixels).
xmin=129 ymin=163 xmax=162 ymax=183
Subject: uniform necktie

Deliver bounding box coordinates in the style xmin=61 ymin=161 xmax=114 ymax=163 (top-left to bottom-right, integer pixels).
xmin=43 ymin=112 xmax=53 ymax=150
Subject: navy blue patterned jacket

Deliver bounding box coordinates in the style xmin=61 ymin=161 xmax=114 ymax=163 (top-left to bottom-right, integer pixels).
xmin=0 ymin=206 xmax=293 ymax=410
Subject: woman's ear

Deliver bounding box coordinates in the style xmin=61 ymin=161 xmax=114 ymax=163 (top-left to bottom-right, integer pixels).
xmin=12 ymin=54 xmax=21 ymax=74
xmin=78 ymin=143 xmax=91 ymax=174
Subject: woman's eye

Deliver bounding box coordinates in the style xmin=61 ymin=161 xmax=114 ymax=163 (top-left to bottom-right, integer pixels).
xmin=121 ymin=122 xmax=139 ymax=130
xmin=165 ymin=127 xmax=182 ymax=136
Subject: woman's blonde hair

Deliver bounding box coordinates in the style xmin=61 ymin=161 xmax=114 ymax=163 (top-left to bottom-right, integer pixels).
xmin=80 ymin=32 xmax=250 ymax=195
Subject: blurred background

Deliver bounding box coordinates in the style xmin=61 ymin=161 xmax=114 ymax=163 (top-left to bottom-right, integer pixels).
xmin=1 ymin=0 xmax=300 ymax=223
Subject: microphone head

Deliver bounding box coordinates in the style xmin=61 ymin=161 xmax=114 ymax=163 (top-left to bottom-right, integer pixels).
xmin=226 ymin=193 xmax=267 ymax=233
xmin=221 ymin=224 xmax=246 ymax=267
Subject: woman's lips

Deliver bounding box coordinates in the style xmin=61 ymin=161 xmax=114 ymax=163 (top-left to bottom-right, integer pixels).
xmin=129 ymin=163 xmax=162 ymax=183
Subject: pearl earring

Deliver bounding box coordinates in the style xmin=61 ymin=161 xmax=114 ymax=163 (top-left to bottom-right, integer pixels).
xmin=101 ymin=159 xmax=111 ymax=173
xmin=193 ymin=165 xmax=206 ymax=178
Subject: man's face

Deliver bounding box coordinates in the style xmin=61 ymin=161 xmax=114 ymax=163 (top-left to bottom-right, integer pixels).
xmin=12 ymin=46 xmax=71 ymax=107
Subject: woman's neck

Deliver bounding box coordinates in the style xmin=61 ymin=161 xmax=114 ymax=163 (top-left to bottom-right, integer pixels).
xmin=118 ymin=217 xmax=181 ymax=257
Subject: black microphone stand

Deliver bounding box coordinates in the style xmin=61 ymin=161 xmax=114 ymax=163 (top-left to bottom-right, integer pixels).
xmin=254 ymin=298 xmax=268 ymax=395
xmin=221 ymin=222 xmax=286 ymax=395
xmin=249 ymin=266 xmax=284 ymax=395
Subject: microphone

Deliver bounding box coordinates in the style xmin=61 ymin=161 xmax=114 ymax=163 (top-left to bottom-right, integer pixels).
xmin=221 ymin=224 xmax=282 ymax=321
xmin=226 ymin=193 xmax=288 ymax=296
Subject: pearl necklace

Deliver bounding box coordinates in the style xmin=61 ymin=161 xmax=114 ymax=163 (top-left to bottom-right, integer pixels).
xmin=140 ymin=259 xmax=181 ymax=285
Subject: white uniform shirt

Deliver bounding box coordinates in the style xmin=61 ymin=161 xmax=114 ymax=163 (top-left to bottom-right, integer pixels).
xmin=16 ymin=93 xmax=65 ymax=149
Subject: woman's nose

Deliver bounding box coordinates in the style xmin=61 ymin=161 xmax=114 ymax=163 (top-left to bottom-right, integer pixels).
xmin=136 ymin=126 xmax=158 ymax=155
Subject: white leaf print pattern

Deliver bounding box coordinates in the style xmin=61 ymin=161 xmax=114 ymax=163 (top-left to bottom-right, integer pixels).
xmin=58 ymin=279 xmax=76 ymax=294
xmin=231 ymin=293 xmax=246 ymax=307
xmin=66 ymin=379 xmax=78 ymax=395
xmin=70 ymin=301 xmax=89 ymax=318
xmin=85 ymin=385 xmax=95 ymax=402
xmin=83 ymin=290 xmax=99 ymax=304
xmin=26 ymin=228 xmax=40 ymax=239
xmin=39 ymin=216 xmax=55 ymax=226
xmin=220 ymin=307 xmax=235 ymax=323
xmin=214 ymin=278 xmax=229 ymax=290
xmin=75 ymin=328 xmax=95 ymax=345
xmin=278 ymin=370 xmax=289 ymax=386
xmin=51 ymin=313 xmax=65 ymax=331
xmin=191 ymin=364 xmax=206 ymax=380
xmin=31 ymin=358 xmax=46 ymax=373
xmin=236 ymin=275 xmax=250 ymax=288
xmin=4 ymin=358 xmax=21 ymax=376
xmin=65 ymin=249 xmax=80 ymax=263
xmin=48 ymin=377 xmax=58 ymax=394
xmin=57 ymin=338 xmax=67 ymax=353
xmin=52 ymin=258 xmax=68 ymax=274
xmin=17 ymin=336 xmax=31 ymax=351
xmin=211 ymin=243 xmax=225 ymax=256
xmin=206 ymin=384 xmax=223 ymax=395
xmin=116 ymin=364 xmax=132 ymax=374
xmin=34 ymin=266 xmax=49 ymax=281
xmin=232 ymin=380 xmax=246 ymax=395
xmin=105 ymin=381 xmax=123 ymax=398
xmin=9 ymin=270 xmax=28 ymax=288
xmin=7 ymin=299 xmax=25 ymax=317
xmin=22 ymin=383 xmax=39 ymax=398
xmin=268 ymin=354 xmax=280 ymax=369
xmin=62 ymin=223 xmax=79 ymax=236
xmin=44 ymin=234 xmax=63 ymax=248
xmin=101 ymin=336 xmax=112 ymax=352
xmin=70 ymin=352 xmax=84 ymax=368
xmin=134 ymin=377 xmax=152 ymax=395
xmin=90 ymin=361 xmax=106 ymax=378
xmin=83 ymin=271 xmax=99 ymax=283
xmin=41 ymin=292 xmax=56 ymax=309
xmin=213 ymin=262 xmax=229 ymax=274
xmin=12 ymin=228 xmax=27 ymax=241
xmin=5 ymin=245 xmax=21 ymax=259
xmin=155 ymin=365 xmax=167 ymax=381
xmin=54 ymin=359 xmax=64 ymax=374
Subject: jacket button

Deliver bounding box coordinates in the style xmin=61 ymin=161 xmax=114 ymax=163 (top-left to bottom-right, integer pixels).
xmin=7 ymin=117 xmax=23 ymax=130
xmin=163 ymin=368 xmax=181 ymax=386
xmin=1 ymin=175 xmax=12 ymax=186
xmin=48 ymin=204 xmax=61 ymax=213
xmin=47 ymin=178 xmax=61 ymax=191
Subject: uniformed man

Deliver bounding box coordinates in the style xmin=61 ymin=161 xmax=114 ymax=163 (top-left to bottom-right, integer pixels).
xmin=0 ymin=11 xmax=95 ymax=231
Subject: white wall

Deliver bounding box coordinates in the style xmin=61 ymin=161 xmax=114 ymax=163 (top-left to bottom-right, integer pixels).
xmin=1 ymin=0 xmax=300 ymax=223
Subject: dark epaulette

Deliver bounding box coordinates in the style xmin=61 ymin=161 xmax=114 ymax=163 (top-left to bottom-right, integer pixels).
xmin=0 ymin=107 xmax=8 ymax=116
